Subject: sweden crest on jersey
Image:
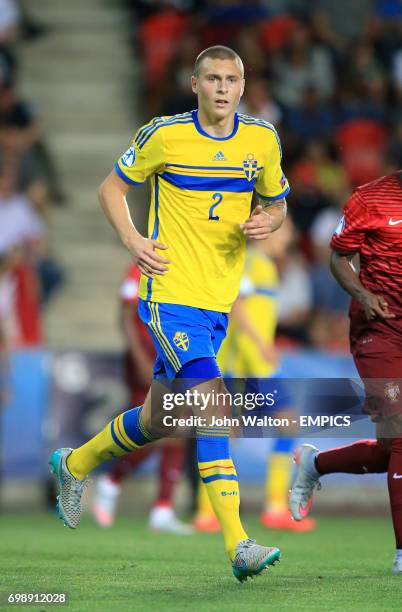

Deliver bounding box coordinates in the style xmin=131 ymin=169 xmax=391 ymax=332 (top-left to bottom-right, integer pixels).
xmin=243 ymin=154 xmax=258 ymax=181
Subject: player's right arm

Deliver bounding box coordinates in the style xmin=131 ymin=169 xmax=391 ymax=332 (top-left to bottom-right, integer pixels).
xmin=330 ymin=191 xmax=394 ymax=321
xmin=330 ymin=251 xmax=394 ymax=320
xmin=98 ymin=171 xmax=169 ymax=278
xmin=98 ymin=120 xmax=169 ymax=278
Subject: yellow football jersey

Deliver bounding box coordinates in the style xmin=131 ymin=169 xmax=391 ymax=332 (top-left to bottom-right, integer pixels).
xmin=115 ymin=110 xmax=289 ymax=313
xmin=218 ymin=248 xmax=279 ymax=377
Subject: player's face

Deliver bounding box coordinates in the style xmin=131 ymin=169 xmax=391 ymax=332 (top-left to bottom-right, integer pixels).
xmin=191 ymin=58 xmax=245 ymax=120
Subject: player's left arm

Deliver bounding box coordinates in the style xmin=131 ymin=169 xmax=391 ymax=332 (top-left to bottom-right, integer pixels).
xmin=242 ymin=127 xmax=289 ymax=239
xmin=241 ymin=198 xmax=287 ymax=239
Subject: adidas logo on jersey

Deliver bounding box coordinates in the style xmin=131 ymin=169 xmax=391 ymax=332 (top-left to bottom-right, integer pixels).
xmin=212 ymin=151 xmax=227 ymax=161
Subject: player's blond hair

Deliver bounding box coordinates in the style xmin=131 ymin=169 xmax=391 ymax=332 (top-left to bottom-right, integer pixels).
xmin=193 ymin=45 xmax=244 ymax=77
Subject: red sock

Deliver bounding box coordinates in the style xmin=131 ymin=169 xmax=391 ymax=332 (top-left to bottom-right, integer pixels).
xmin=316 ymin=440 xmax=389 ymax=475
xmin=109 ymin=446 xmax=154 ymax=484
xmin=154 ymin=443 xmax=185 ymax=507
xmin=388 ymin=438 xmax=402 ymax=549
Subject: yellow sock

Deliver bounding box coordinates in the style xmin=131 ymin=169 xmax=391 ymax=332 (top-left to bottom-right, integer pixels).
xmin=199 ymin=458 xmax=248 ymax=559
xmin=67 ymin=411 xmax=148 ymax=480
xmin=195 ymin=479 xmax=216 ymax=519
xmin=265 ymin=452 xmax=293 ymax=513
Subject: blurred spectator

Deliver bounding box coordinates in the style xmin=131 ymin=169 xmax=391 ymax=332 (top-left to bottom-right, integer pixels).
xmin=287 ymin=159 xmax=333 ymax=234
xmin=309 ymin=208 xmax=350 ymax=350
xmin=238 ymin=77 xmax=282 ymax=125
xmin=0 ymin=81 xmax=66 ymax=209
xmin=0 ymin=0 xmax=20 ymax=45
xmin=336 ymin=119 xmax=387 ymax=186
xmin=311 ymin=0 xmax=375 ymax=52
xmin=235 ymin=24 xmax=269 ymax=77
xmin=0 ymin=245 xmax=42 ymax=348
xmin=0 ymin=162 xmax=45 ymax=255
xmin=260 ymin=13 xmax=298 ymax=54
xmin=272 ymin=22 xmax=335 ymax=109
xmin=0 ymin=162 xmax=44 ymax=346
xmin=162 ymin=33 xmax=200 ymax=115
xmin=276 ymin=220 xmax=313 ymax=345
xmin=138 ymin=7 xmax=190 ymax=105
xmin=201 ymin=1 xmax=268 ymax=49
xmin=350 ymin=41 xmax=385 ymax=89
xmin=0 ymin=125 xmax=48 ymax=216
xmin=0 ymin=162 xmax=64 ymax=309
xmin=304 ymin=140 xmax=350 ymax=205
xmin=284 ymin=86 xmax=334 ymax=149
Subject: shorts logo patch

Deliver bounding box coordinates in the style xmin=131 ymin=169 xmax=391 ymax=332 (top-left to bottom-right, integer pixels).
xmin=121 ymin=145 xmax=136 ymax=167
xmin=384 ymin=382 xmax=400 ymax=403
xmin=173 ymin=331 xmax=189 ymax=351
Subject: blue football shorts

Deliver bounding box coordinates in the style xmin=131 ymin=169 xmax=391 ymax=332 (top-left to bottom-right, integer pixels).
xmin=138 ymin=299 xmax=228 ymax=379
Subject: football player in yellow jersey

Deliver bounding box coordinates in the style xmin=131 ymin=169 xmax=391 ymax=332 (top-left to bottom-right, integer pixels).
xmin=49 ymin=45 xmax=289 ymax=582
xmin=193 ymin=220 xmax=316 ymax=533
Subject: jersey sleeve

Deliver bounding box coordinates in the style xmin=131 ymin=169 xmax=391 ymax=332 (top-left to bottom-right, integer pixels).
xmin=115 ymin=118 xmax=166 ymax=185
xmin=330 ymin=191 xmax=369 ymax=252
xmin=254 ymin=128 xmax=290 ymax=202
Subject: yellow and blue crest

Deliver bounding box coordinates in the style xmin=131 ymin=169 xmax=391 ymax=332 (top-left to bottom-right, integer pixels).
xmin=243 ymin=154 xmax=258 ymax=182
xmin=173 ymin=331 xmax=189 ymax=351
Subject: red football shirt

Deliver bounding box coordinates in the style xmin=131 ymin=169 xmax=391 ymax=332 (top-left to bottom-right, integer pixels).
xmin=331 ymin=171 xmax=402 ymax=310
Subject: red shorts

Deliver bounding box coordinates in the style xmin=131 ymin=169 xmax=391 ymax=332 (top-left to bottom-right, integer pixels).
xmin=350 ymin=304 xmax=402 ymax=420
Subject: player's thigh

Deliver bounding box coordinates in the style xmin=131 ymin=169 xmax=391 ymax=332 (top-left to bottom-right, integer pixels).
xmin=353 ymin=351 xmax=402 ymax=421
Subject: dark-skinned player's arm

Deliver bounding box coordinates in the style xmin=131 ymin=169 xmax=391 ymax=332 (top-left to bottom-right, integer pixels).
xmin=98 ymin=169 xmax=170 ymax=279
xmin=241 ymin=198 xmax=287 ymax=240
xmin=330 ymin=250 xmax=395 ymax=321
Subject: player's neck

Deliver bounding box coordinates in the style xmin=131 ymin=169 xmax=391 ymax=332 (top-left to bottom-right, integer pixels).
xmin=197 ymin=108 xmax=236 ymax=138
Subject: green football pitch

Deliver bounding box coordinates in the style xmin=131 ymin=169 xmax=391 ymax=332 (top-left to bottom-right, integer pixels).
xmin=1 ymin=514 xmax=401 ymax=611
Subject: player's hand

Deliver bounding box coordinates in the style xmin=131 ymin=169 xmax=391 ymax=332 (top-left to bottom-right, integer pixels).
xmin=240 ymin=205 xmax=274 ymax=239
xmin=360 ymin=291 xmax=395 ymax=321
xmin=127 ymin=235 xmax=170 ymax=278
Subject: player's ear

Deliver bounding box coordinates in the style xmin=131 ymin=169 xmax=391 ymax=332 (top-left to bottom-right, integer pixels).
xmin=240 ymin=79 xmax=245 ymax=98
xmin=191 ymin=75 xmax=198 ymax=94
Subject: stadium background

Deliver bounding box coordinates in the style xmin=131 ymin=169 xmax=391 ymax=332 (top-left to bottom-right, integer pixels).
xmin=1 ymin=0 xmax=402 ymax=519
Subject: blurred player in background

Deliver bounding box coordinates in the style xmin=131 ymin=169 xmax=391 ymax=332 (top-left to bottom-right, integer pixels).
xmin=193 ymin=218 xmax=316 ymax=533
xmin=50 ymin=45 xmax=289 ymax=582
xmin=92 ymin=263 xmax=192 ymax=534
xmin=290 ymin=170 xmax=402 ymax=573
